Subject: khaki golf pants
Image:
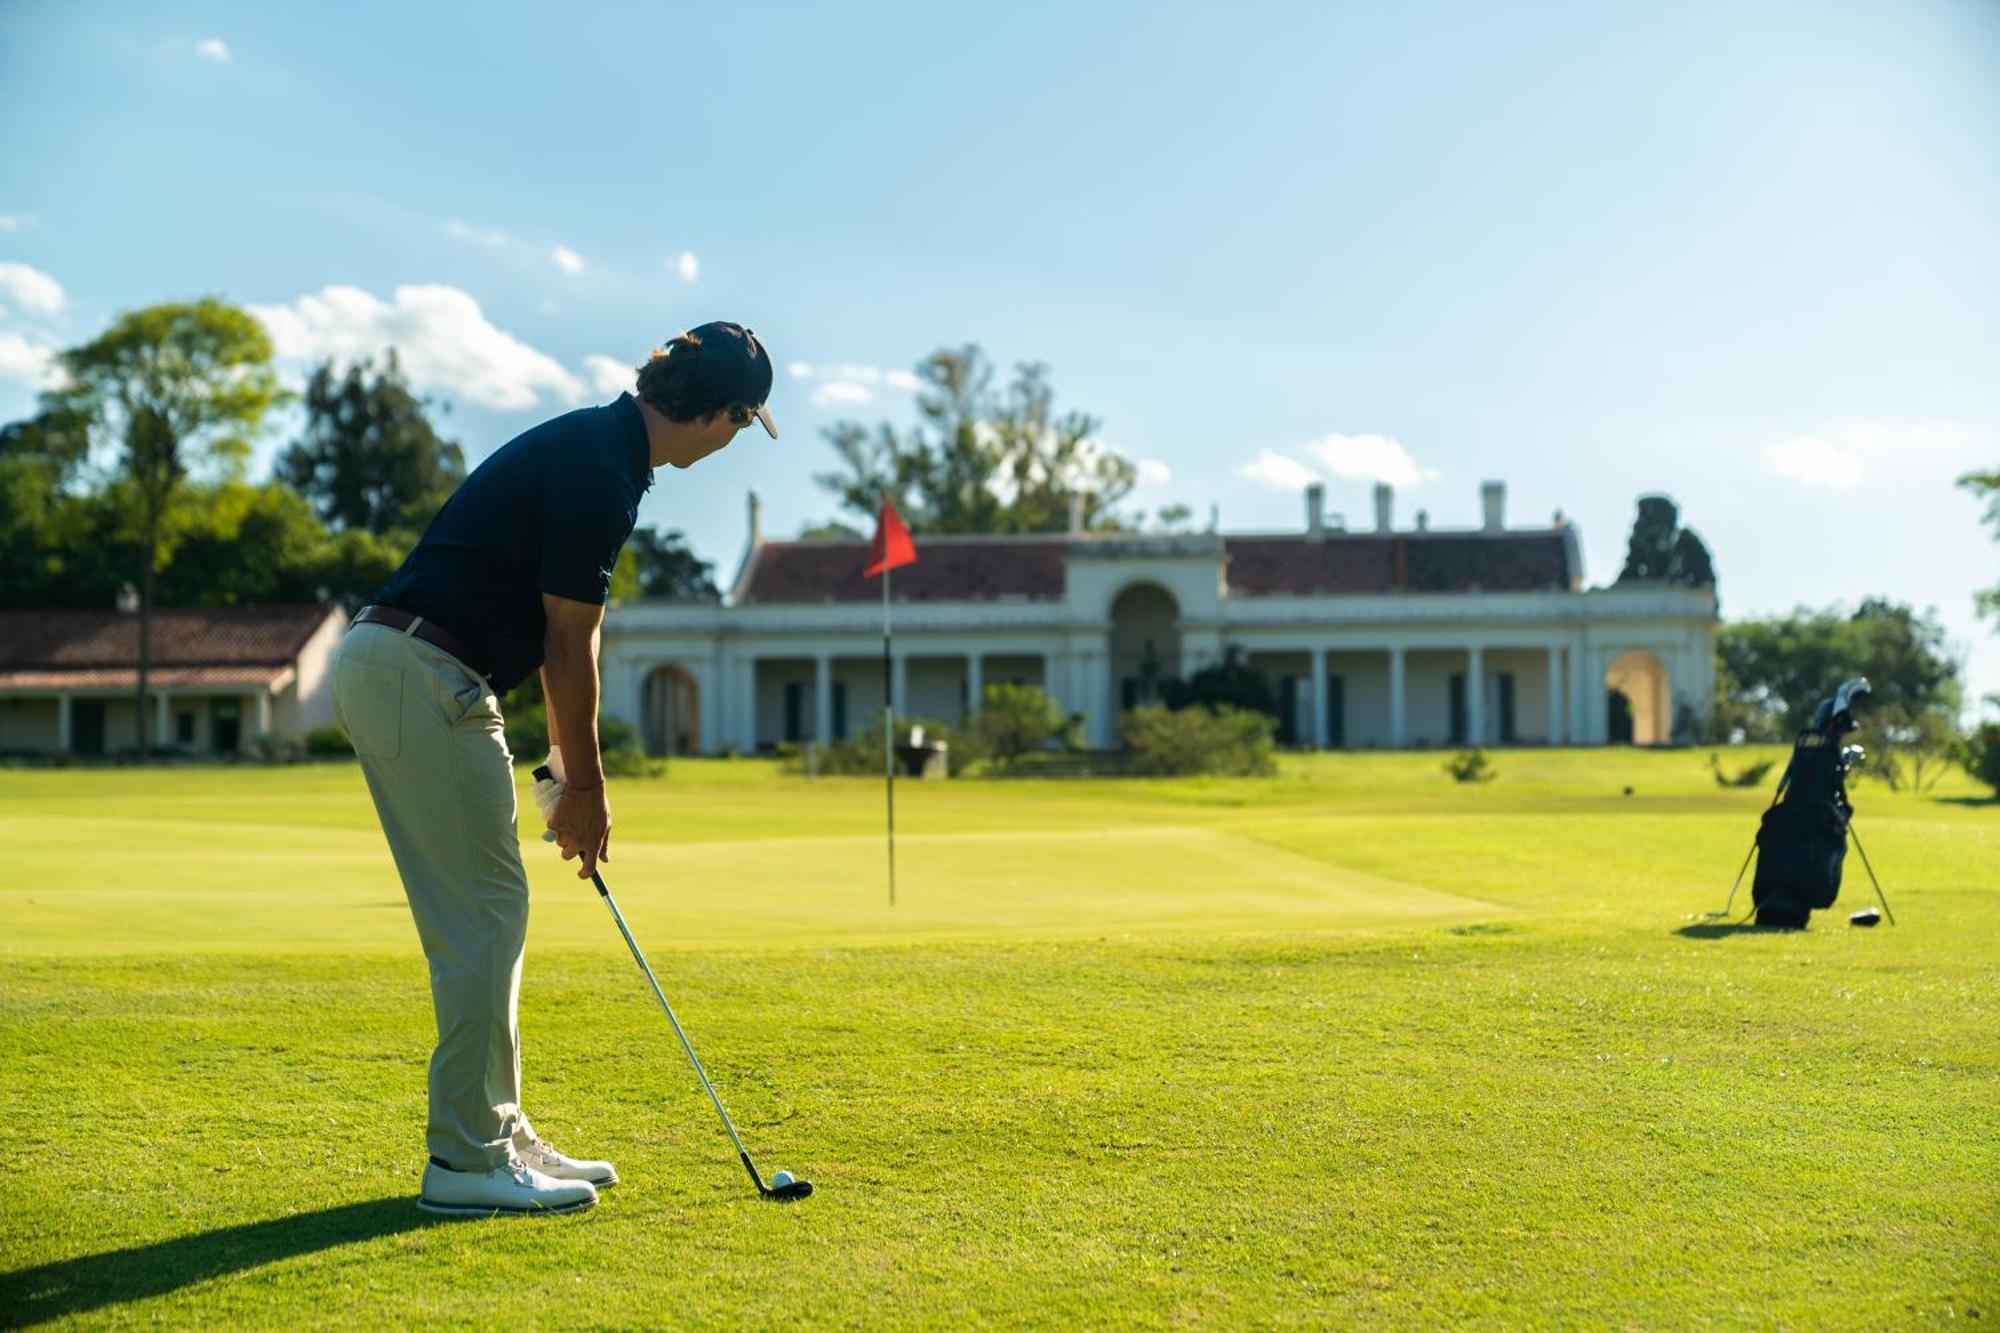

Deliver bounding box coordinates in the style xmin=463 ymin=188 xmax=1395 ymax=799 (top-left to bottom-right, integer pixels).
xmin=331 ymin=620 xmax=527 ymax=1172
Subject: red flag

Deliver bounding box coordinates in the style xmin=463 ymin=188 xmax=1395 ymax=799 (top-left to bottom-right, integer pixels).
xmin=864 ymin=493 xmax=917 ymax=579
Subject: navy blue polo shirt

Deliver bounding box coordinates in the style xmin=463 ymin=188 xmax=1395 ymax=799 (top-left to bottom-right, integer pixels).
xmin=370 ymin=393 xmax=653 ymax=692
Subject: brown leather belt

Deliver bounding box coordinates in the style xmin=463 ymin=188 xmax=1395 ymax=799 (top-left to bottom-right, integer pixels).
xmin=353 ymin=604 xmax=494 ymax=682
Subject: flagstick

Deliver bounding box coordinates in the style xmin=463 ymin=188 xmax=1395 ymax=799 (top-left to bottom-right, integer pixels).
xmin=883 ymin=560 xmax=896 ymax=908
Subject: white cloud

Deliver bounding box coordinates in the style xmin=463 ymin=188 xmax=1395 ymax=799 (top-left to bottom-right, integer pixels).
xmin=811 ymin=381 xmax=874 ymax=407
xmin=552 ymin=245 xmax=585 ymax=274
xmin=790 ymin=361 xmax=923 ymax=408
xmin=1301 ymin=432 xmax=1438 ymax=487
xmin=0 ymin=261 xmax=65 ymax=316
xmin=0 ymin=331 xmax=60 ymax=388
xmin=675 ymin=251 xmax=699 ymax=284
xmin=583 ymin=353 xmax=632 ymax=396
xmin=195 ymin=38 xmax=230 ymax=63
xmin=250 ymin=283 xmax=585 ymax=411
xmin=1136 ymin=458 xmax=1173 ymax=486
xmin=446 ymin=220 xmax=509 ymax=248
xmin=0 ymin=215 xmax=28 ymax=233
xmin=1238 ymin=448 xmax=1322 ymax=491
xmin=1765 ymin=436 xmax=1864 ymax=489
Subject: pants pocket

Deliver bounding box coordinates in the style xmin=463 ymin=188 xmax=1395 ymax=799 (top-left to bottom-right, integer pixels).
xmin=335 ymin=658 xmax=406 ymax=760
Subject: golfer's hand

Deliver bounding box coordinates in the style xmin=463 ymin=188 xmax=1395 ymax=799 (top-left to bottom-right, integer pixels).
xmin=548 ymin=785 xmax=611 ymax=879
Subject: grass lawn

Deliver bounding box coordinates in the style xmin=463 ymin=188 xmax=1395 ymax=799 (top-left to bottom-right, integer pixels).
xmin=1 ymin=749 xmax=1994 ymax=1327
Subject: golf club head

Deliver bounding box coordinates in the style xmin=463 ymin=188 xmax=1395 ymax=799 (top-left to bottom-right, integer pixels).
xmin=1850 ymin=907 xmax=1881 ymax=927
xmin=761 ymin=1178 xmax=815 ymax=1201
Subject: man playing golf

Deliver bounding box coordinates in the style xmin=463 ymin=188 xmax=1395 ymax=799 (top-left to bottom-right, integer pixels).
xmin=330 ymin=322 xmax=777 ymax=1216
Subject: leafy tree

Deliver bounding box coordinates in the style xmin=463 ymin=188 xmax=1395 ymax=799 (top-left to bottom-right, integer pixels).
xmin=611 ymin=526 xmax=719 ymax=602
xmin=1615 ymin=494 xmax=1716 ymax=588
xmin=0 ymin=407 xmax=94 ymax=604
xmin=970 ymin=683 xmax=1070 ymax=766
xmin=815 ymin=345 xmax=1135 ymax=534
xmin=46 ymin=300 xmax=285 ymax=754
xmin=275 ymin=354 xmax=464 ymax=537
xmin=1961 ymin=467 xmax=2000 ymax=627
xmin=1715 ymin=601 xmax=1962 ymax=783
xmin=799 ymin=520 xmax=864 ymax=541
xmin=1160 ymin=646 xmax=1280 ymax=720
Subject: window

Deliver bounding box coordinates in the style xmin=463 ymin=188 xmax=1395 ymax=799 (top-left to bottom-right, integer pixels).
xmin=1449 ymin=674 xmax=1467 ymax=744
xmin=832 ymin=682 xmax=847 ymax=739
xmin=177 ymin=711 xmax=196 ymax=745
xmin=1326 ymin=674 xmax=1346 ymax=747
xmin=783 ymin=682 xmax=804 ymax=742
xmin=1497 ymin=672 xmax=1517 ymax=744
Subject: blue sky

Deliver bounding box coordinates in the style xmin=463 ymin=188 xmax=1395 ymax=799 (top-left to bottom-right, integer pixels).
xmin=4 ymin=1 xmax=1997 ymax=707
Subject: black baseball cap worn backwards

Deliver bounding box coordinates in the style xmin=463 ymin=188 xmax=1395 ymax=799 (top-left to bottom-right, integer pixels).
xmin=683 ymin=320 xmax=779 ymax=439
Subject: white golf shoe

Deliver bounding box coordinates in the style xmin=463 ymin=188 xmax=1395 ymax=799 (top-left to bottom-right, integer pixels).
xmin=514 ymin=1130 xmax=619 ymax=1187
xmin=417 ymin=1157 xmax=598 ymax=1217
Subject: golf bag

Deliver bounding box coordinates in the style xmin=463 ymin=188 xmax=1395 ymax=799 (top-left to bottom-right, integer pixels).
xmin=1750 ymin=678 xmax=1868 ymax=929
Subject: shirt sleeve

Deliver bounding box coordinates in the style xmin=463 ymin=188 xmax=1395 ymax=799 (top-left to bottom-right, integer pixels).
xmin=538 ymin=466 xmax=638 ymax=605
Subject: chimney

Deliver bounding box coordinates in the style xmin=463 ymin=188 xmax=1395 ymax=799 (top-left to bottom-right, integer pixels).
xmin=747 ymin=490 xmax=762 ymax=547
xmin=1305 ymin=483 xmax=1325 ymax=540
xmin=1481 ymin=480 xmax=1505 ymax=532
xmin=1373 ymin=483 xmax=1393 ymax=533
xmin=1068 ymin=492 xmax=1085 ymax=535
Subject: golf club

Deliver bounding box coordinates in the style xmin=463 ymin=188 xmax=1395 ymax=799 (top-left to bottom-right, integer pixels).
xmin=537 ymin=768 xmax=812 ymax=1201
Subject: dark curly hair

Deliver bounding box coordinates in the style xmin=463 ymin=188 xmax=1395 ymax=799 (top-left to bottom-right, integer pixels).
xmin=632 ymin=331 xmax=758 ymax=427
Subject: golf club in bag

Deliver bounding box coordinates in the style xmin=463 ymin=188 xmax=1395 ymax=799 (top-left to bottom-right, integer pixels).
xmin=534 ymin=765 xmax=813 ymax=1201
xmin=1711 ymin=677 xmax=1896 ymax=929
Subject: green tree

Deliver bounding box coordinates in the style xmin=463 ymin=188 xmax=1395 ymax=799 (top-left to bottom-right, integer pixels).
xmin=275 ymin=353 xmax=464 ymax=537
xmin=1160 ymin=646 xmax=1280 ymax=720
xmin=815 ymin=345 xmax=1135 ymax=534
xmin=1615 ymin=494 xmax=1717 ymax=589
xmin=0 ymin=406 xmax=94 ymax=605
xmin=47 ymin=301 xmax=285 ymax=754
xmin=610 ymin=527 xmax=719 ymax=603
xmin=1961 ymin=467 xmax=2000 ymax=627
xmin=1715 ymin=600 xmax=1961 ymax=787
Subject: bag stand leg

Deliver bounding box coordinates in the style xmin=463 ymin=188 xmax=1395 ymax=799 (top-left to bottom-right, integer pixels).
xmin=1847 ymin=824 xmax=1897 ymax=925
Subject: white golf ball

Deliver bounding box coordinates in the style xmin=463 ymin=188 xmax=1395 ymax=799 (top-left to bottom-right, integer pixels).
xmin=771 ymin=1170 xmax=794 ymax=1188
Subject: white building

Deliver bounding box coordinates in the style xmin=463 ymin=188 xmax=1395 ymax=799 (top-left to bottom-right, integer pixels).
xmin=0 ymin=604 xmax=346 ymax=756
xmin=601 ymin=482 xmax=1718 ymax=756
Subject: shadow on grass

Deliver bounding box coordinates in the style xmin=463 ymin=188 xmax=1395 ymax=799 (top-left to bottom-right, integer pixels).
xmin=1674 ymin=921 xmax=1785 ymax=940
xmin=0 ymin=1197 xmax=437 ymax=1327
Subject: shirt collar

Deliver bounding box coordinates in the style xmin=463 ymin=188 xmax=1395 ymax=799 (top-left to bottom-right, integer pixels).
xmin=615 ymin=392 xmax=654 ymax=494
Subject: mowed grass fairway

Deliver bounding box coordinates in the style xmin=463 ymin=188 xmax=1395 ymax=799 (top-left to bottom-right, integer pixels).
xmin=2 ymin=752 xmax=1994 ymax=1327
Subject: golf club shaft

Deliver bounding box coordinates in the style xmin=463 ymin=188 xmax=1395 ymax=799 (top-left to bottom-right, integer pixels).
xmin=589 ymin=870 xmax=762 ymax=1182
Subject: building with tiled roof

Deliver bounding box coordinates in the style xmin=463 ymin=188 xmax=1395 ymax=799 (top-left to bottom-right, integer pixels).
xmin=0 ymin=602 xmax=347 ymax=756
xmin=600 ymin=481 xmax=1718 ymax=756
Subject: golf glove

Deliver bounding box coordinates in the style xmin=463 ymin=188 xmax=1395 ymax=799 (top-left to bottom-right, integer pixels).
xmin=531 ymin=746 xmax=567 ymax=841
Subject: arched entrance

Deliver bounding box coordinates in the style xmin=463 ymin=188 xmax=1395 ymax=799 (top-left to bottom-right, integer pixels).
xmin=1604 ymin=651 xmax=1670 ymax=745
xmin=1111 ymin=583 xmax=1181 ymax=710
xmin=642 ymin=665 xmax=699 ymax=757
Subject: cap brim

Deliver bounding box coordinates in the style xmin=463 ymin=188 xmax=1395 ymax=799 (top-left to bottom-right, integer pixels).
xmin=754 ymin=404 xmax=779 ymax=440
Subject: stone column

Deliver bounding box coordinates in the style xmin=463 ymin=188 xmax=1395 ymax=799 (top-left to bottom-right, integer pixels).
xmin=966 ymin=652 xmax=984 ymax=719
xmin=56 ymin=693 xmax=72 ymax=753
xmin=156 ymin=692 xmax=172 ymax=750
xmin=813 ymin=655 xmax=832 ymax=744
xmin=740 ymin=655 xmax=760 ymax=752
xmin=256 ymin=689 xmax=272 ymax=739
xmin=891 ymin=653 xmax=909 ymax=716
xmin=1388 ymin=646 xmax=1407 ymax=749
xmin=1310 ymin=646 xmax=1329 ymax=749
xmin=1086 ymin=647 xmax=1112 ymax=746
xmin=1546 ymin=645 xmax=1564 ymax=746
xmin=1465 ymin=645 xmax=1485 ymax=746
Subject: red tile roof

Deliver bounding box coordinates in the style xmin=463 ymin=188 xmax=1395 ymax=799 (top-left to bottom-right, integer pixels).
xmin=731 ymin=531 xmax=1576 ymax=603
xmin=0 ymin=605 xmax=342 ymax=670
xmin=737 ymin=539 xmax=1067 ymax=604
xmin=1224 ymin=533 xmax=1575 ymax=595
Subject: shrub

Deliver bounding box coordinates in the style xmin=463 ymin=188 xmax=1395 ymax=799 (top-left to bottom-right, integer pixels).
xmin=246 ymin=733 xmax=307 ymax=765
xmin=1962 ymin=722 xmax=2000 ymax=799
xmin=970 ymin=683 xmax=1068 ymax=767
xmin=306 ymin=724 xmax=354 ymax=757
xmin=1121 ymin=704 xmax=1275 ymax=777
xmin=1708 ymin=752 xmax=1775 ymax=789
xmin=786 ymin=717 xmax=974 ymax=776
xmin=1446 ymin=749 xmax=1497 ymax=783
